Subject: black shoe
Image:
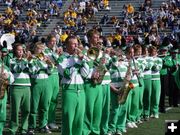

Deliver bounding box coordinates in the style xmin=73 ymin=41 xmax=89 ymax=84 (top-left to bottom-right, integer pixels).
xmin=159 ymin=108 xmax=166 ymax=113
xmin=28 ymin=129 xmax=35 ymax=135
xmin=39 ymin=125 xmax=52 ymax=134
xmin=173 ymin=104 xmax=178 ymax=107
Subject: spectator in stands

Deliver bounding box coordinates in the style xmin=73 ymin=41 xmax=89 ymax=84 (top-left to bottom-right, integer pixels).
xmin=100 ymin=13 xmax=109 ymax=25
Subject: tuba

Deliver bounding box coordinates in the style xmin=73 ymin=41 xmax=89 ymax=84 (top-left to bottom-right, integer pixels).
xmin=0 ymin=62 xmax=8 ymax=99
xmin=118 ymin=60 xmax=134 ymax=104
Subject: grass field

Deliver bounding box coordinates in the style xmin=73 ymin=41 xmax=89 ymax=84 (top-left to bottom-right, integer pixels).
xmin=4 ymin=107 xmax=179 ymax=135
xmin=3 ymin=91 xmax=180 ymax=135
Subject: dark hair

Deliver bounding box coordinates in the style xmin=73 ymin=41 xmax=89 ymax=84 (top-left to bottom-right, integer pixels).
xmin=149 ymin=46 xmax=157 ymax=55
xmin=47 ymin=34 xmax=56 ymax=43
xmin=125 ymin=46 xmax=134 ymax=54
xmin=134 ymin=44 xmax=142 ymax=53
xmin=64 ymin=35 xmax=77 ymax=46
xmin=13 ymin=43 xmax=23 ymax=56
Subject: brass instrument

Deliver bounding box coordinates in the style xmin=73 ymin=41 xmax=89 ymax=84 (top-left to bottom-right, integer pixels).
xmin=76 ymin=47 xmax=107 ymax=84
xmin=118 ymin=60 xmax=134 ymax=104
xmin=36 ymin=52 xmax=55 ymax=68
xmin=0 ymin=62 xmax=8 ymax=99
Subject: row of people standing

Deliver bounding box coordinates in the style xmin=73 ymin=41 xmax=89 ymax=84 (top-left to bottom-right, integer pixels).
xmin=58 ymin=29 xmax=180 ymax=135
xmin=0 ymin=29 xmax=180 ymax=135
xmin=0 ymin=35 xmax=60 ymax=135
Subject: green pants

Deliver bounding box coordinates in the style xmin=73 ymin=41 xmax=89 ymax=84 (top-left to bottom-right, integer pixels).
xmin=143 ymin=75 xmax=152 ymax=117
xmin=137 ymin=78 xmax=144 ymax=121
xmin=29 ymin=79 xmax=51 ymax=128
xmin=9 ymin=86 xmax=30 ymax=134
xmin=127 ymin=86 xmax=139 ymax=122
xmin=151 ymin=80 xmax=161 ymax=116
xmin=48 ymin=74 xmax=59 ymax=123
xmin=62 ymin=89 xmax=85 ymax=135
xmin=100 ymin=84 xmax=110 ymax=135
xmin=83 ymin=83 xmax=103 ymax=135
xmin=108 ymin=91 xmax=128 ymax=133
xmin=0 ymin=92 xmax=7 ymax=135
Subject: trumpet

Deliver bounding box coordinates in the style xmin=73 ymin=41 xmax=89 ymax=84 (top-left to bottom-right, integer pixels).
xmin=35 ymin=52 xmax=55 ymax=68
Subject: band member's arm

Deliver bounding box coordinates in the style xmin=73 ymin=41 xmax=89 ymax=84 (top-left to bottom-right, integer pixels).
xmin=110 ymin=84 xmax=119 ymax=94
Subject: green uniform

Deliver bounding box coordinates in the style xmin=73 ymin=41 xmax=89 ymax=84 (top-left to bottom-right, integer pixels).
xmin=44 ymin=47 xmax=60 ymax=124
xmin=9 ymin=58 xmax=35 ymax=134
xmin=175 ymin=54 xmax=180 ymax=89
xmin=82 ymin=52 xmax=103 ymax=135
xmin=108 ymin=60 xmax=128 ymax=134
xmin=100 ymin=54 xmax=111 ymax=135
xmin=136 ymin=57 xmax=146 ymax=121
xmin=159 ymin=55 xmax=172 ymax=112
xmin=29 ymin=58 xmax=53 ymax=129
xmin=143 ymin=56 xmax=154 ymax=117
xmin=126 ymin=58 xmax=140 ymax=123
xmin=151 ymin=57 xmax=162 ymax=116
xmin=0 ymin=61 xmax=14 ymax=135
xmin=58 ymin=52 xmax=86 ymax=135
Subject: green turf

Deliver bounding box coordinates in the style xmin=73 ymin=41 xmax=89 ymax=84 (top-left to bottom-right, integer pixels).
xmin=36 ymin=107 xmax=180 ymax=135
xmin=3 ymin=107 xmax=180 ymax=135
xmin=125 ymin=107 xmax=180 ymax=135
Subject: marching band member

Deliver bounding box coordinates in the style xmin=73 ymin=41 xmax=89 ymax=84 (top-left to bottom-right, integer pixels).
xmin=44 ymin=35 xmax=60 ymax=129
xmin=107 ymin=53 xmax=130 ymax=135
xmin=82 ymin=29 xmax=103 ymax=135
xmin=28 ymin=43 xmax=53 ymax=134
xmin=142 ymin=47 xmax=154 ymax=120
xmin=168 ymin=48 xmax=180 ymax=107
xmin=100 ymin=48 xmax=111 ymax=135
xmin=9 ymin=43 xmax=36 ymax=135
xmin=149 ymin=46 xmax=162 ymax=118
xmin=126 ymin=47 xmax=140 ymax=128
xmin=159 ymin=46 xmax=172 ymax=113
xmin=58 ymin=35 xmax=86 ymax=135
xmin=0 ymin=48 xmax=14 ymax=135
xmin=133 ymin=45 xmax=146 ymax=123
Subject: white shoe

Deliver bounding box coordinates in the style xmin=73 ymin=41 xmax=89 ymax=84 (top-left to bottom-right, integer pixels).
xmin=154 ymin=114 xmax=159 ymax=119
xmin=48 ymin=123 xmax=59 ymax=129
xmin=122 ymin=129 xmax=127 ymax=133
xmin=136 ymin=120 xmax=143 ymax=124
xmin=131 ymin=122 xmax=138 ymax=128
xmin=127 ymin=122 xmax=134 ymax=128
xmin=150 ymin=114 xmax=155 ymax=118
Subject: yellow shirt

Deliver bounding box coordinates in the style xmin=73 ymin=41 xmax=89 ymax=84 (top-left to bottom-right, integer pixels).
xmin=60 ymin=34 xmax=68 ymax=42
xmin=5 ymin=7 xmax=13 ymax=15
xmin=64 ymin=11 xmax=70 ymax=18
xmin=127 ymin=4 xmax=134 ymax=14
xmin=71 ymin=11 xmax=77 ymax=19
xmin=103 ymin=0 xmax=109 ymax=7
xmin=114 ymin=34 xmax=121 ymax=41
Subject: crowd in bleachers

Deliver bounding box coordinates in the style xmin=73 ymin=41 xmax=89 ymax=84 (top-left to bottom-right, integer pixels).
xmin=0 ymin=0 xmax=180 ymax=135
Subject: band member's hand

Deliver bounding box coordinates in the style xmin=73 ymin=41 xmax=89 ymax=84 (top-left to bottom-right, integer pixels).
xmin=56 ymin=47 xmax=63 ymax=55
xmin=78 ymin=53 xmax=84 ymax=60
xmin=2 ymin=73 xmax=8 ymax=80
xmin=125 ymin=74 xmax=131 ymax=81
xmin=26 ymin=51 xmax=33 ymax=61
xmin=44 ymin=56 xmax=53 ymax=66
xmin=132 ymin=69 xmax=139 ymax=75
